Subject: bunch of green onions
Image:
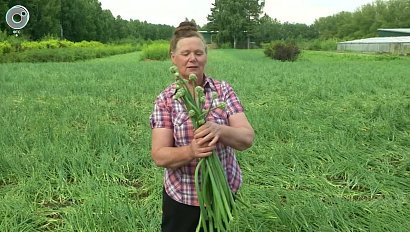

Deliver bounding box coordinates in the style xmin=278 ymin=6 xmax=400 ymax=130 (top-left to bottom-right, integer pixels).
xmin=169 ymin=66 xmax=239 ymax=231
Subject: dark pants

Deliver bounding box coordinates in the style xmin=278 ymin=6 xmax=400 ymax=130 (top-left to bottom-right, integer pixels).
xmin=161 ymin=188 xmax=202 ymax=232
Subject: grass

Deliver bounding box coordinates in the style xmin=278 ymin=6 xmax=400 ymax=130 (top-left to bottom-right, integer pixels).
xmin=0 ymin=50 xmax=409 ymax=231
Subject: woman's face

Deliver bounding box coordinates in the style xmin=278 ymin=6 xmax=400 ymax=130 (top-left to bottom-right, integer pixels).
xmin=171 ymin=37 xmax=207 ymax=82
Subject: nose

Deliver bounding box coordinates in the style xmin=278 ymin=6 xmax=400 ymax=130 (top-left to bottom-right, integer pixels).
xmin=188 ymin=53 xmax=197 ymax=62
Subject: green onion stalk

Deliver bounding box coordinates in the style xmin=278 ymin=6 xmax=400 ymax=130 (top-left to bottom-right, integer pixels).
xmin=169 ymin=66 xmax=240 ymax=231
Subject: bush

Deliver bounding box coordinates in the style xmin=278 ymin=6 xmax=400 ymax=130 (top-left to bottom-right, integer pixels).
xmin=0 ymin=41 xmax=12 ymax=54
xmin=21 ymin=41 xmax=44 ymax=50
xmin=0 ymin=37 xmax=140 ymax=63
xmin=140 ymin=42 xmax=169 ymax=61
xmin=73 ymin=40 xmax=104 ymax=48
xmin=264 ymin=41 xmax=301 ymax=62
xmin=58 ymin=39 xmax=75 ymax=48
xmin=40 ymin=39 xmax=60 ymax=49
xmin=0 ymin=45 xmax=137 ymax=63
xmin=0 ymin=30 xmax=8 ymax=42
xmin=6 ymin=36 xmax=24 ymax=52
xmin=218 ymin=42 xmax=231 ymax=49
xmin=302 ymin=39 xmax=339 ymax=51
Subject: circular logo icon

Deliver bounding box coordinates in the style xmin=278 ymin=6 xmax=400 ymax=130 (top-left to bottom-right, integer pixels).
xmin=6 ymin=5 xmax=30 ymax=30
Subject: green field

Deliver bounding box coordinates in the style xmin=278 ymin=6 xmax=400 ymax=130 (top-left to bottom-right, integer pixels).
xmin=1 ymin=50 xmax=409 ymax=231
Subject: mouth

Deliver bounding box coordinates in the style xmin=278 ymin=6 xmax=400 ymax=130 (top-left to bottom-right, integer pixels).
xmin=186 ymin=66 xmax=198 ymax=70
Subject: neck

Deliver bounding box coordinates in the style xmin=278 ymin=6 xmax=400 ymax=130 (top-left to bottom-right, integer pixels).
xmin=184 ymin=73 xmax=205 ymax=86
xmin=184 ymin=75 xmax=205 ymax=95
xmin=196 ymin=73 xmax=205 ymax=86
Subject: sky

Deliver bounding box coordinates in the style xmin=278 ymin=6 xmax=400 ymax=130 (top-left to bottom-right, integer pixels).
xmin=98 ymin=0 xmax=375 ymax=27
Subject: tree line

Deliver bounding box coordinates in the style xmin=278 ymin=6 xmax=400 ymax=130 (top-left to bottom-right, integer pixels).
xmin=1 ymin=0 xmax=409 ymax=45
xmin=313 ymin=0 xmax=410 ymax=40
xmin=205 ymin=0 xmax=409 ymax=46
xmin=0 ymin=0 xmax=174 ymax=42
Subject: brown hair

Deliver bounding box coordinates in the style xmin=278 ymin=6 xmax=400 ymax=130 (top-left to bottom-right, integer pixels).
xmin=169 ymin=21 xmax=207 ymax=54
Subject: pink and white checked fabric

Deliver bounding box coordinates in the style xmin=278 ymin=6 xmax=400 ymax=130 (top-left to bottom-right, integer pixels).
xmin=150 ymin=75 xmax=244 ymax=206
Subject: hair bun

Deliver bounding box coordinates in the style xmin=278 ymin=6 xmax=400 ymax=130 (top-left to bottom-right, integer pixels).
xmin=175 ymin=21 xmax=198 ymax=35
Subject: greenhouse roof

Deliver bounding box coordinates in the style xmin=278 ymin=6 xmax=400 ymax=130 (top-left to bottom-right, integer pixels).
xmin=377 ymin=28 xmax=410 ymax=33
xmin=339 ymin=36 xmax=410 ymax=44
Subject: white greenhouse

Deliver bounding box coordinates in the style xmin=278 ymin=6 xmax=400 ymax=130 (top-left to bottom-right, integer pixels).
xmin=337 ymin=36 xmax=410 ymax=54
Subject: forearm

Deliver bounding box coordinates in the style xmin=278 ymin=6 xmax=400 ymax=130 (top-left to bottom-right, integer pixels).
xmin=152 ymin=145 xmax=194 ymax=169
xmin=219 ymin=125 xmax=254 ymax=151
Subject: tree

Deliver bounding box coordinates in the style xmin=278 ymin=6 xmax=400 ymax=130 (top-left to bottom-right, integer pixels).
xmin=30 ymin=0 xmax=61 ymax=40
xmin=207 ymin=0 xmax=265 ymax=48
xmin=253 ymin=14 xmax=281 ymax=43
xmin=0 ymin=0 xmax=9 ymax=34
xmin=61 ymin=0 xmax=88 ymax=41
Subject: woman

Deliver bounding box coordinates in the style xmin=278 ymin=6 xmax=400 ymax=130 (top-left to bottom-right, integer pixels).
xmin=149 ymin=21 xmax=254 ymax=232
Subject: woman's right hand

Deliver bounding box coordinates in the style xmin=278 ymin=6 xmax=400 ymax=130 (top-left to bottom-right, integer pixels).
xmin=189 ymin=137 xmax=215 ymax=159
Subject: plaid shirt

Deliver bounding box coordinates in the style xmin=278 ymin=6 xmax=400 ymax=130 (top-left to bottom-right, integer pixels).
xmin=149 ymin=75 xmax=244 ymax=206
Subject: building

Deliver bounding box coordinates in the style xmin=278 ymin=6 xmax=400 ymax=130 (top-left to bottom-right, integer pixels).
xmin=377 ymin=28 xmax=410 ymax=37
xmin=198 ymin=31 xmax=218 ymax=44
xmin=337 ymin=28 xmax=410 ymax=54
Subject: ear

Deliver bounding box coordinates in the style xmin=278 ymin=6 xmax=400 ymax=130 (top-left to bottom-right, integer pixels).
xmin=170 ymin=52 xmax=176 ymax=63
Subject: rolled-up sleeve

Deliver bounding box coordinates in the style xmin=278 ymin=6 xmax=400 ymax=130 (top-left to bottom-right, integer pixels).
xmin=223 ymin=81 xmax=244 ymax=116
xmin=149 ymin=94 xmax=173 ymax=129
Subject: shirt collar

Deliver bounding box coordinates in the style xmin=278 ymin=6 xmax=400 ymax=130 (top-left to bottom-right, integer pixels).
xmin=203 ymin=74 xmax=216 ymax=91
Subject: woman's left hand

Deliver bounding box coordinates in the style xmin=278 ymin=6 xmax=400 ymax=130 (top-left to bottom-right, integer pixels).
xmin=194 ymin=121 xmax=222 ymax=147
